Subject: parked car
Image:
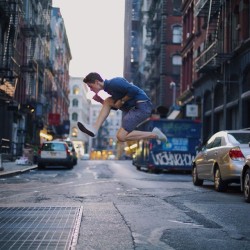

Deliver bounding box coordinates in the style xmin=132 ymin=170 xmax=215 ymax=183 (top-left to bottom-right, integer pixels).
xmin=107 ymin=154 xmax=116 ymax=160
xmin=37 ymin=141 xmax=74 ymax=169
xmin=192 ymin=130 xmax=250 ymax=192
xmin=64 ymin=140 xmax=78 ymax=165
xmin=241 ymin=159 xmax=250 ymax=202
xmin=81 ymin=153 xmax=90 ymax=160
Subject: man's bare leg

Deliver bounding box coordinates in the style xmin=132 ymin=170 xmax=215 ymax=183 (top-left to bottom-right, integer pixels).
xmin=78 ymin=97 xmax=114 ymax=136
xmin=117 ymin=127 xmax=160 ymax=142
xmin=93 ymin=97 xmax=114 ymax=130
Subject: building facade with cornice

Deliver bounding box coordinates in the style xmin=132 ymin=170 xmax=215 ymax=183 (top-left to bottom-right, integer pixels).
xmin=0 ymin=1 xmax=71 ymax=160
xmin=180 ymin=0 xmax=250 ymax=142
xmin=68 ymin=76 xmax=90 ymax=156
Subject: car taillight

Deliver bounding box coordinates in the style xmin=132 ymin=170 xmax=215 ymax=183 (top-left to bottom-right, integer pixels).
xmin=64 ymin=144 xmax=70 ymax=155
xmin=229 ymin=147 xmax=245 ymax=161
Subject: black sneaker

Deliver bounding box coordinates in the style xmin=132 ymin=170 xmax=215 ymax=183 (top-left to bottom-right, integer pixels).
xmin=77 ymin=122 xmax=96 ymax=137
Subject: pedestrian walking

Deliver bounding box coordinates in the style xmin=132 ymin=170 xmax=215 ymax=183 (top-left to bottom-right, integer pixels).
xmin=77 ymin=72 xmax=167 ymax=142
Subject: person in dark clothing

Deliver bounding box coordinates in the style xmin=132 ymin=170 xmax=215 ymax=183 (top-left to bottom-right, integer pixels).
xmin=77 ymin=72 xmax=167 ymax=142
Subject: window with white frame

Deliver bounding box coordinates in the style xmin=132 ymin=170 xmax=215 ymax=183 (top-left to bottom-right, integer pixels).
xmin=172 ymin=54 xmax=182 ymax=75
xmin=73 ymin=86 xmax=80 ymax=95
xmin=172 ymin=55 xmax=182 ymax=65
xmin=172 ymin=25 xmax=182 ymax=44
xmin=72 ymin=112 xmax=78 ymax=121
xmin=72 ymin=99 xmax=78 ymax=107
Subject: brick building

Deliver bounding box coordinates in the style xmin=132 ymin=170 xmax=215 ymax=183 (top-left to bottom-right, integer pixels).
xmin=124 ymin=0 xmax=183 ymax=115
xmin=180 ymin=0 xmax=250 ymax=142
xmin=0 ymin=1 xmax=71 ymax=158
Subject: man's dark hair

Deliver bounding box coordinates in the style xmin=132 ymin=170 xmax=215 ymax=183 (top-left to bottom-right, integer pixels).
xmin=83 ymin=72 xmax=103 ymax=83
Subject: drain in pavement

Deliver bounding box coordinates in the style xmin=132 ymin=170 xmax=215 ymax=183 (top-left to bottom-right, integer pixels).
xmin=0 ymin=206 xmax=83 ymax=250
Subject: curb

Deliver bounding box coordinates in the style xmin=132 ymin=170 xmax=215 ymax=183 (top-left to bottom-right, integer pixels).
xmin=0 ymin=166 xmax=38 ymax=178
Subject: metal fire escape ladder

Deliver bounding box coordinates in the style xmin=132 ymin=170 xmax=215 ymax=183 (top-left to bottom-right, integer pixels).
xmin=195 ymin=0 xmax=222 ymax=72
xmin=2 ymin=14 xmax=14 ymax=75
xmin=205 ymin=0 xmax=213 ymax=42
xmin=21 ymin=12 xmax=39 ymax=100
xmin=1 ymin=13 xmax=19 ymax=97
xmin=27 ymin=38 xmax=37 ymax=99
xmin=205 ymin=1 xmax=221 ymax=66
xmin=2 ymin=1 xmax=22 ymax=74
xmin=0 ymin=0 xmax=23 ymax=99
xmin=13 ymin=5 xmax=22 ymax=49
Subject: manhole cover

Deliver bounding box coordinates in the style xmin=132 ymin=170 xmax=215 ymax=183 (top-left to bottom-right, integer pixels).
xmin=0 ymin=206 xmax=83 ymax=250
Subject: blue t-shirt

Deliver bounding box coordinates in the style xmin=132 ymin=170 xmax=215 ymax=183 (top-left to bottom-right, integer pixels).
xmin=103 ymin=77 xmax=150 ymax=110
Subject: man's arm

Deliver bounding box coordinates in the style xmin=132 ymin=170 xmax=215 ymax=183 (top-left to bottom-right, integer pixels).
xmin=92 ymin=94 xmax=104 ymax=104
xmin=113 ymin=95 xmax=131 ymax=109
xmin=94 ymin=95 xmax=118 ymax=110
xmin=120 ymin=95 xmax=130 ymax=104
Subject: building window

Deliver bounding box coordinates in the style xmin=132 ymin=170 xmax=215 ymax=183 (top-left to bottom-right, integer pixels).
xmin=172 ymin=55 xmax=182 ymax=75
xmin=72 ymin=112 xmax=78 ymax=121
xmin=172 ymin=55 xmax=182 ymax=65
xmin=71 ymin=127 xmax=78 ymax=137
xmin=173 ymin=25 xmax=182 ymax=44
xmin=72 ymin=99 xmax=78 ymax=107
xmin=73 ymin=85 xmax=80 ymax=95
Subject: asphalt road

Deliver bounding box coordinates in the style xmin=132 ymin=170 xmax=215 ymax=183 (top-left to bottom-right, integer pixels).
xmin=0 ymin=160 xmax=249 ymax=250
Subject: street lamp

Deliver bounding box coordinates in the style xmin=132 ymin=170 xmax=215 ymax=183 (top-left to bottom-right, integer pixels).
xmin=170 ymin=81 xmax=176 ymax=107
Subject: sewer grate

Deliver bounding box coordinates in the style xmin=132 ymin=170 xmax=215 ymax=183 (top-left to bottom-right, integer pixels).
xmin=0 ymin=206 xmax=83 ymax=250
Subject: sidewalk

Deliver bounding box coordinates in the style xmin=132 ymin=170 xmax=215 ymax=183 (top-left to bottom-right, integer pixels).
xmin=0 ymin=160 xmax=37 ymax=177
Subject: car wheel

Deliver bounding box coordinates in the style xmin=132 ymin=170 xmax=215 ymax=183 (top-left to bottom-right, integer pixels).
xmin=38 ymin=164 xmax=44 ymax=169
xmin=67 ymin=164 xmax=74 ymax=169
xmin=243 ymin=169 xmax=250 ymax=203
xmin=214 ymin=167 xmax=227 ymax=192
xmin=192 ymin=165 xmax=203 ymax=186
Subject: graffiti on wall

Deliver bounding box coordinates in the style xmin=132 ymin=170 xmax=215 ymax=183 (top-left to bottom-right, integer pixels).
xmin=151 ymin=151 xmax=195 ymax=166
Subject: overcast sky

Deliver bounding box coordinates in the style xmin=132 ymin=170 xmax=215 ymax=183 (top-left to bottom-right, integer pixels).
xmin=52 ymin=0 xmax=125 ymax=79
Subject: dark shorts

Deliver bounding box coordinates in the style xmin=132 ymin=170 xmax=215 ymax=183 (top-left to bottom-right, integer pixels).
xmin=122 ymin=101 xmax=152 ymax=133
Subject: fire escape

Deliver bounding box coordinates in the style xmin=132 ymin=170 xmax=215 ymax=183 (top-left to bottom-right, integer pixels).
xmin=130 ymin=0 xmax=140 ymax=86
xmin=0 ymin=0 xmax=23 ymax=99
xmin=145 ymin=1 xmax=167 ymax=106
xmin=20 ymin=0 xmax=51 ymax=144
xmin=194 ymin=0 xmax=231 ymax=72
xmin=20 ymin=0 xmax=50 ymax=105
xmin=145 ymin=1 xmax=162 ymax=105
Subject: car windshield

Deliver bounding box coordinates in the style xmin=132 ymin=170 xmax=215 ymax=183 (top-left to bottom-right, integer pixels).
xmin=42 ymin=143 xmax=66 ymax=151
xmin=227 ymin=133 xmax=250 ymax=144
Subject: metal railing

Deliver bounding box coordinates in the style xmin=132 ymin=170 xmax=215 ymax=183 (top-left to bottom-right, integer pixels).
xmin=0 ymin=138 xmax=11 ymax=161
xmin=0 ymin=139 xmax=24 ymax=162
xmin=0 ymin=138 xmax=11 ymax=170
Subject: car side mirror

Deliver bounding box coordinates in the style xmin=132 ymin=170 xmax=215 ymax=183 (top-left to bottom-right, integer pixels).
xmin=196 ymin=144 xmax=204 ymax=152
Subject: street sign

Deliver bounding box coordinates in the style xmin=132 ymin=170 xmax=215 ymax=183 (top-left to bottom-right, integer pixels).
xmin=186 ymin=104 xmax=198 ymax=117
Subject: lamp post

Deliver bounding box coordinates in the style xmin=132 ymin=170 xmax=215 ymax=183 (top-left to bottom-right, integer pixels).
xmin=170 ymin=81 xmax=176 ymax=107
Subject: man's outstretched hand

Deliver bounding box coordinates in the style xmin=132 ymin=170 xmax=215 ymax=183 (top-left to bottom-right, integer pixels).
xmin=93 ymin=94 xmax=104 ymax=104
xmin=93 ymin=95 xmax=118 ymax=111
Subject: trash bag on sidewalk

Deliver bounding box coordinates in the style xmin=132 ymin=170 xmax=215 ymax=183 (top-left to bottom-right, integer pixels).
xmin=17 ymin=147 xmax=34 ymax=165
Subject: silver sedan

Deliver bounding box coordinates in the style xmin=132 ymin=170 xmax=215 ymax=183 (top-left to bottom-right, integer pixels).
xmin=192 ymin=130 xmax=250 ymax=192
xmin=241 ymin=159 xmax=250 ymax=202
